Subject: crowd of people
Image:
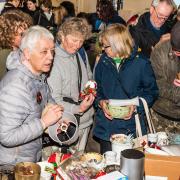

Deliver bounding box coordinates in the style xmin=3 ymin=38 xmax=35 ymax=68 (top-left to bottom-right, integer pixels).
xmin=0 ymin=0 xmax=179 ymax=165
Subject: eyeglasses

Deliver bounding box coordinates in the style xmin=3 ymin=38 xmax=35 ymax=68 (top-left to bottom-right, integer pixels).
xmin=154 ymin=8 xmax=169 ymax=21
xmin=102 ymin=45 xmax=111 ymax=49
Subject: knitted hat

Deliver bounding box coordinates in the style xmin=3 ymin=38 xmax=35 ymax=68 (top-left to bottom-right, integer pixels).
xmin=171 ymin=21 xmax=180 ymax=52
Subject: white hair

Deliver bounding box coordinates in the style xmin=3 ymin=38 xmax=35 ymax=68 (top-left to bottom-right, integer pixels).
xmin=20 ymin=25 xmax=54 ymax=53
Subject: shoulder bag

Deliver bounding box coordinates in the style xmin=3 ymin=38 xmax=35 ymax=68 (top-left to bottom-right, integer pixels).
xmin=63 ymin=53 xmax=82 ymax=125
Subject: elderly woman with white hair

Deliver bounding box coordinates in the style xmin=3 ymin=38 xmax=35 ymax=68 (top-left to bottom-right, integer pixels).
xmin=0 ymin=25 xmax=64 ymax=165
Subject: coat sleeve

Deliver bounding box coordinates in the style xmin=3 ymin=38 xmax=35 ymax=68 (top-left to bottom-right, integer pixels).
xmin=140 ymin=60 xmax=159 ymax=106
xmin=85 ymin=52 xmax=93 ymax=80
xmin=150 ymin=45 xmax=180 ymax=104
xmin=137 ymin=59 xmax=159 ymax=112
xmin=0 ymin=82 xmax=43 ymax=147
xmin=47 ymin=58 xmax=81 ymax=114
xmin=47 ymin=84 xmax=56 ymax=104
xmin=94 ymin=59 xmax=106 ymax=108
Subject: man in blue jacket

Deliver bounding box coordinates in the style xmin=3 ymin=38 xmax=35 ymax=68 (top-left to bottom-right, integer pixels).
xmin=129 ymin=0 xmax=174 ymax=59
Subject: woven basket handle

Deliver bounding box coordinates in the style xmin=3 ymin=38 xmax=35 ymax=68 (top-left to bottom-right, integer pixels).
xmin=135 ymin=97 xmax=155 ymax=138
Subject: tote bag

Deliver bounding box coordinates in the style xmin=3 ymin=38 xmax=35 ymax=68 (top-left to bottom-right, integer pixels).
xmin=133 ymin=97 xmax=156 ymax=148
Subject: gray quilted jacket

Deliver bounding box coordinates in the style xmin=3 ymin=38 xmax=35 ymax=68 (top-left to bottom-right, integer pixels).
xmin=48 ymin=45 xmax=94 ymax=129
xmin=0 ymin=51 xmax=54 ymax=165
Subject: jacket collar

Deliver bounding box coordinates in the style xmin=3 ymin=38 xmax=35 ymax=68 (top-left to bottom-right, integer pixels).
xmin=102 ymin=46 xmax=138 ymax=65
xmin=18 ymin=64 xmax=47 ymax=82
xmin=55 ymin=42 xmax=77 ymax=59
xmin=135 ymin=12 xmax=167 ymax=35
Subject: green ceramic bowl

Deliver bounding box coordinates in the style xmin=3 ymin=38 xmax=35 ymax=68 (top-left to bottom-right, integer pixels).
xmin=108 ymin=105 xmax=130 ymax=119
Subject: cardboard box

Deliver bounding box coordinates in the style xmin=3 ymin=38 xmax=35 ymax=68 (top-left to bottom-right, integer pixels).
xmin=145 ymin=153 xmax=180 ymax=180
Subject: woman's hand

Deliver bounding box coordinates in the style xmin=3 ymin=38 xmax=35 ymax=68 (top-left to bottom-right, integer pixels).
xmin=99 ymin=100 xmax=113 ymax=120
xmin=123 ymin=105 xmax=135 ymax=120
xmin=41 ymin=104 xmax=64 ymax=129
xmin=79 ymin=93 xmax=95 ymax=113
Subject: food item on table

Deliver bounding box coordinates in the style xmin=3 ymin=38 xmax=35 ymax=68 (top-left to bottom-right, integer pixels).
xmin=65 ymin=160 xmax=98 ymax=179
xmin=104 ymin=165 xmax=120 ymax=173
xmin=79 ymin=80 xmax=97 ymax=100
xmin=110 ymin=134 xmax=133 ymax=144
xmin=80 ymin=152 xmax=103 ymax=163
xmin=18 ymin=166 xmax=34 ymax=175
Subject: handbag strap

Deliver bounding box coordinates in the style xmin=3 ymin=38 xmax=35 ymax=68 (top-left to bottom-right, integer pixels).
xmin=37 ymin=11 xmax=42 ymax=25
xmin=135 ymin=97 xmax=156 ymax=137
xmin=116 ymin=78 xmax=130 ymax=98
xmin=76 ymin=53 xmax=82 ymax=94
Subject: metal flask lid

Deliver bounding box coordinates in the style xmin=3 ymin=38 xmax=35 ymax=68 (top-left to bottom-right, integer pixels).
xmin=48 ymin=111 xmax=79 ymax=146
xmin=120 ymin=149 xmax=145 ymax=180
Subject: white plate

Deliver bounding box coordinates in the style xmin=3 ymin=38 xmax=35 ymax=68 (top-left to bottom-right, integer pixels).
xmin=145 ymin=148 xmax=169 ymax=156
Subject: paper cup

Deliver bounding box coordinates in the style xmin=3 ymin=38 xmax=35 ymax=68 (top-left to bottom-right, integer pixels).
xmin=37 ymin=161 xmax=53 ymax=180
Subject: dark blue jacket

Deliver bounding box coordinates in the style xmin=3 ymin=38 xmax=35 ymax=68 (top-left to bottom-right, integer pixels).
xmin=129 ymin=12 xmax=171 ymax=59
xmin=93 ymin=50 xmax=158 ymax=141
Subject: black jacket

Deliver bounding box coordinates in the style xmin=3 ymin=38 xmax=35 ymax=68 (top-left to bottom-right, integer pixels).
xmin=34 ymin=10 xmax=55 ymax=29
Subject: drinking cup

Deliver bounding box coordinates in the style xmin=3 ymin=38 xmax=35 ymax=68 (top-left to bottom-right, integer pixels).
xmin=103 ymin=151 xmax=117 ymax=165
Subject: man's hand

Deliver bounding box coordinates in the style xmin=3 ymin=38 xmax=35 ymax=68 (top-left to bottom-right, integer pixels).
xmin=41 ymin=104 xmax=64 ymax=129
xmin=173 ymin=78 xmax=180 ymax=87
xmin=79 ymin=93 xmax=95 ymax=113
xmin=99 ymin=100 xmax=113 ymax=120
xmin=160 ymin=33 xmax=171 ymax=43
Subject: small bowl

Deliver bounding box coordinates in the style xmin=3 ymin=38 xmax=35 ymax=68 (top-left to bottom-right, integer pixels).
xmin=108 ymin=105 xmax=130 ymax=119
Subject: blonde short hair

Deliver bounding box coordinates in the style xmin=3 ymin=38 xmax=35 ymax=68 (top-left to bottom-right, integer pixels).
xmin=100 ymin=24 xmax=134 ymax=58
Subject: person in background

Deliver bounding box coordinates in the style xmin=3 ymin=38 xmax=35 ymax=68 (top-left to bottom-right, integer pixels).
xmin=93 ymin=24 xmax=158 ymax=154
xmin=150 ymin=21 xmax=180 ymax=133
xmin=0 ymin=9 xmax=33 ymax=79
xmin=129 ymin=0 xmax=175 ymax=59
xmin=177 ymin=5 xmax=180 ymax=21
xmin=60 ymin=1 xmax=75 ymax=18
xmin=95 ymin=0 xmax=126 ymax=31
xmin=34 ymin=0 xmax=55 ymax=33
xmin=48 ymin=17 xmax=94 ymax=152
xmin=53 ymin=5 xmax=68 ymax=27
xmin=0 ymin=25 xmax=64 ymax=165
xmin=1 ymin=0 xmax=20 ymax=14
xmin=25 ymin=0 xmax=39 ymax=20
xmin=0 ymin=0 xmax=6 ymax=14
